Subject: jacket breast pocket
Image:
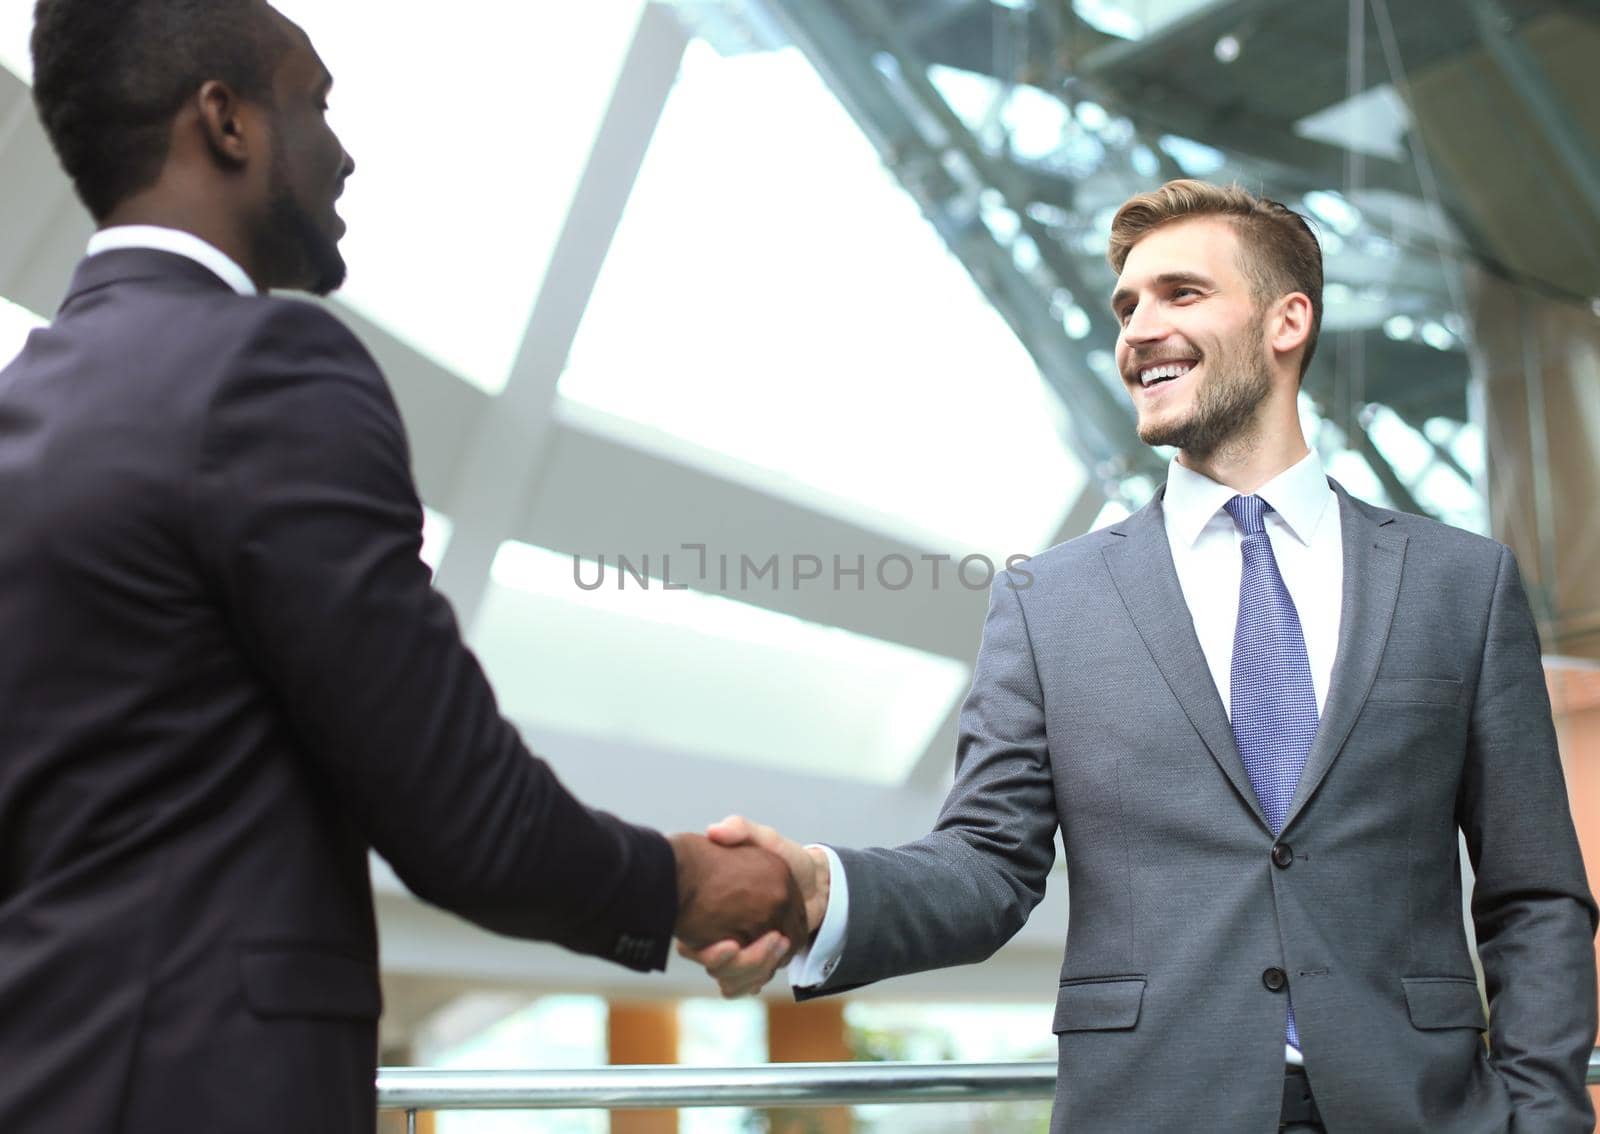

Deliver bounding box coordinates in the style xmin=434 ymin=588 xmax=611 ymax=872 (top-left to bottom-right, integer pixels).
xmin=1367 ymin=677 xmax=1461 ymax=705
xmin=238 ymin=943 xmax=382 ymax=1021
xmin=1053 ymin=977 xmax=1146 ymax=1034
xmin=1401 ymin=976 xmax=1485 ymax=1031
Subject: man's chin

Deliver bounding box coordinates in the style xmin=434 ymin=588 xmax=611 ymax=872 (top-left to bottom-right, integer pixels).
xmin=304 ymin=244 xmax=348 ymax=297
xmin=308 ymin=265 xmax=347 ymax=297
xmin=1137 ymin=415 xmax=1189 ymax=450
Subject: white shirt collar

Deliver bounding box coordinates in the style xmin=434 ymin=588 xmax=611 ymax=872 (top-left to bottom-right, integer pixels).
xmin=1164 ymin=449 xmax=1334 ymax=548
xmin=86 ymin=226 xmax=258 ymax=297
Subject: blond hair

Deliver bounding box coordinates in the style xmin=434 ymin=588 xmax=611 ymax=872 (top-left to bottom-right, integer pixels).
xmin=1108 ymin=180 xmax=1324 ymax=378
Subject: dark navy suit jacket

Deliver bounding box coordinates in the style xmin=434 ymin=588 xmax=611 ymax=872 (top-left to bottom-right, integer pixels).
xmin=0 ymin=249 xmax=676 ymax=1132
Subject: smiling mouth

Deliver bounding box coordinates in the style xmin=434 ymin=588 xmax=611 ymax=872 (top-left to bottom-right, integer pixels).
xmin=1137 ymin=360 xmax=1197 ymax=388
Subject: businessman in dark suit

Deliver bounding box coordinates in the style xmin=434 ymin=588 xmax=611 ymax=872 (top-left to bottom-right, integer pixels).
xmin=0 ymin=2 xmax=804 ymax=1130
xmin=687 ymin=181 xmax=1599 ymax=1131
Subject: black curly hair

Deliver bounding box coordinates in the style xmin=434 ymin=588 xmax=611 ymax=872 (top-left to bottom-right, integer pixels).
xmin=30 ymin=0 xmax=290 ymax=220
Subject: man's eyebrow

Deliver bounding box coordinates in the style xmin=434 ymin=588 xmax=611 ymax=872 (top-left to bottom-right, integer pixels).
xmin=1109 ymin=270 xmax=1215 ymax=313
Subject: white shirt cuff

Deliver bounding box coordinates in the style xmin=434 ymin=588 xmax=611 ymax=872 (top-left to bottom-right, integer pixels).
xmin=788 ymin=844 xmax=848 ymax=989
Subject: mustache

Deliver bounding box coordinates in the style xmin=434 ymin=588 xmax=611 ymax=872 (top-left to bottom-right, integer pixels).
xmin=1125 ymin=347 xmax=1201 ymax=376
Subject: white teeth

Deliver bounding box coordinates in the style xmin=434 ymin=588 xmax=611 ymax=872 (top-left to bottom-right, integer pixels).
xmin=1139 ymin=362 xmax=1195 ymax=387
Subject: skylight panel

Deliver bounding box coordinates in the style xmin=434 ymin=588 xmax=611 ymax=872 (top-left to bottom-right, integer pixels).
xmin=0 ymin=295 xmax=45 ymax=369
xmin=0 ymin=1 xmax=29 ymax=82
xmin=1295 ymin=84 xmax=1412 ymax=163
xmin=268 ymin=0 xmax=646 ymax=395
xmin=559 ymin=44 xmax=1085 ymax=555
xmin=473 ymin=542 xmax=971 ymax=786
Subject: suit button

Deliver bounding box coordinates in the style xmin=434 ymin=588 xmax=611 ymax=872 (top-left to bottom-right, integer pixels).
xmin=1271 ymin=843 xmax=1293 ymax=869
xmin=1263 ymin=967 xmax=1287 ymax=992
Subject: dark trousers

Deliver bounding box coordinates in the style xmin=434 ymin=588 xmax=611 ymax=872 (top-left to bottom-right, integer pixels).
xmin=1280 ymin=1065 xmax=1325 ymax=1131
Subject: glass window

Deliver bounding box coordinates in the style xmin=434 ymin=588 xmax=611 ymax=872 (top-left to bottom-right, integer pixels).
xmin=679 ymin=999 xmax=766 ymax=1134
xmin=560 ymin=41 xmax=1085 ymax=555
xmin=269 ymin=0 xmax=647 ymax=394
xmin=421 ymin=995 xmax=607 ymax=1134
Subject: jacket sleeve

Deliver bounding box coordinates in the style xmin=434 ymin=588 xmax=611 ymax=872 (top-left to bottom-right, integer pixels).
xmin=187 ymin=299 xmax=677 ymax=971
xmin=806 ymin=568 xmax=1058 ymax=996
xmin=1459 ymin=545 xmax=1598 ymax=1131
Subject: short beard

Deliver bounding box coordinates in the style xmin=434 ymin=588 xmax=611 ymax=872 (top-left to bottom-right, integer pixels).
xmin=253 ymin=140 xmax=347 ymax=296
xmin=1138 ymin=318 xmax=1271 ymax=459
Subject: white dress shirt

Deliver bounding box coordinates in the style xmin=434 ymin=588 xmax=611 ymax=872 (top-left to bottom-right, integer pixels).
xmin=793 ymin=452 xmax=1345 ymax=1065
xmin=86 ymin=226 xmax=258 ymax=297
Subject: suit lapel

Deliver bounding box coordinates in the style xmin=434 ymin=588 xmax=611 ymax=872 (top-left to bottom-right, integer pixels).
xmin=1103 ymin=492 xmax=1267 ymax=828
xmin=1281 ymin=482 xmax=1407 ymax=831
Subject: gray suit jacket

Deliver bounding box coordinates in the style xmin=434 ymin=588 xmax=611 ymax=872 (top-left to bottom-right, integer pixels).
xmin=810 ymin=483 xmax=1597 ymax=1132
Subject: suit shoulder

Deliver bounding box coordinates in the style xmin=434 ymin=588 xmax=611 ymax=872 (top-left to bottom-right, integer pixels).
xmin=194 ymin=298 xmax=398 ymax=434
xmin=999 ymin=522 xmax=1122 ymax=587
xmin=1351 ymin=497 xmax=1506 ymax=562
xmin=225 ymin=296 xmax=378 ymax=369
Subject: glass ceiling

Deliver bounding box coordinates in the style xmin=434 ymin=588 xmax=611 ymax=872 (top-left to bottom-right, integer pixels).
xmin=472 ymin=542 xmax=971 ymax=786
xmin=268 ymin=0 xmax=646 ymax=394
xmin=909 ymin=36 xmax=1488 ymax=532
xmin=0 ymin=0 xmax=1503 ymax=792
xmin=0 ymin=1 xmax=642 ymax=396
xmin=1073 ymin=0 xmax=1230 ymax=41
xmin=0 ymin=7 xmax=25 ymax=80
xmin=561 ymin=41 xmax=1085 ymax=555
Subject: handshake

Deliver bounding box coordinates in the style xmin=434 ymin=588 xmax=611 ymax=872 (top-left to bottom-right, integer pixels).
xmin=668 ymin=817 xmax=827 ymax=998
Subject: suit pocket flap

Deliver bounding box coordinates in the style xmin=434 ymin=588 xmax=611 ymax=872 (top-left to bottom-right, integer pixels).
xmin=1402 ymin=977 xmax=1484 ymax=1030
xmin=239 ymin=944 xmax=381 ymax=1021
xmin=1368 ymin=677 xmax=1461 ymax=705
xmin=1053 ymin=978 xmax=1146 ymax=1033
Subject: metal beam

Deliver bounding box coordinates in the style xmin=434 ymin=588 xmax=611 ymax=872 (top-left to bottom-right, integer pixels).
xmin=759 ymin=0 xmax=1156 ymax=481
xmin=1354 ymin=416 xmax=1432 ymax=519
xmin=516 ymin=413 xmax=993 ymax=664
xmin=1084 ymin=89 xmax=1422 ymax=201
xmin=430 ymin=4 xmax=689 ymax=628
xmin=1073 ymin=0 xmax=1290 ymax=84
xmin=1463 ymin=0 xmax=1600 ymax=224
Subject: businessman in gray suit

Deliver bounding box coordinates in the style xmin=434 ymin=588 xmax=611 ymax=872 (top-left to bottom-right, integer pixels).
xmin=684 ymin=180 xmax=1599 ymax=1131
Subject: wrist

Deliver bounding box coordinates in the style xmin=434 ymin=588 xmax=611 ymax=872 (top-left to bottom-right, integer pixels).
xmin=667 ymin=833 xmax=701 ymax=926
xmin=805 ymin=845 xmax=831 ymax=939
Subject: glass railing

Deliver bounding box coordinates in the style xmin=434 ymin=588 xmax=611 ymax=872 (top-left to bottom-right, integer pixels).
xmin=378 ymin=1052 xmax=1600 ymax=1127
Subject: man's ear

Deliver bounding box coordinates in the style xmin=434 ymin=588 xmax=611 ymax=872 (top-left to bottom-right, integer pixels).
xmin=194 ymin=79 xmax=255 ymax=168
xmin=1269 ymin=292 xmax=1313 ymax=363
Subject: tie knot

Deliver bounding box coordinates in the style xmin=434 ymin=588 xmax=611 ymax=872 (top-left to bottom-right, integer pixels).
xmin=1223 ymin=494 xmax=1271 ymax=536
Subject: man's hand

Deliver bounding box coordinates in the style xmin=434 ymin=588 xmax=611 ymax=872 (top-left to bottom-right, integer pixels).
xmin=668 ymin=831 xmax=807 ymax=961
xmin=675 ymin=815 xmax=831 ymax=998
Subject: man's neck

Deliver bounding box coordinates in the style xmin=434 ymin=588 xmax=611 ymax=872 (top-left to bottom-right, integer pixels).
xmin=100 ymin=197 xmax=263 ymax=291
xmin=1176 ymin=427 xmax=1310 ymax=495
xmin=1174 ymin=389 xmax=1309 ymax=494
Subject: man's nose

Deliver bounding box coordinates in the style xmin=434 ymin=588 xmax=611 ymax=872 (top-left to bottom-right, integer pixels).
xmin=1121 ymin=300 xmax=1167 ymax=344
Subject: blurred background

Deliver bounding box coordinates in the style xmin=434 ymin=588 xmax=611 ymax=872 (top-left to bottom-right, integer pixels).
xmin=2 ymin=0 xmax=1598 ymax=1130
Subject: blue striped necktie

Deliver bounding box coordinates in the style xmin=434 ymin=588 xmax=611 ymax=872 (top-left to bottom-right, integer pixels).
xmin=1224 ymin=493 xmax=1319 ymax=1049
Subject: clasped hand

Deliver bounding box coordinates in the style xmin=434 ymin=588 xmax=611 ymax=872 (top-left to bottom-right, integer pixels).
xmin=672 ymin=816 xmax=829 ymax=998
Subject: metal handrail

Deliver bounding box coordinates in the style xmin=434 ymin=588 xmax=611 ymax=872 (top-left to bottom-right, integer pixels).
xmin=378 ymin=1060 xmax=1054 ymax=1111
xmin=377 ymin=1051 xmax=1600 ymax=1112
